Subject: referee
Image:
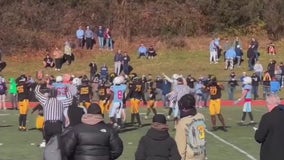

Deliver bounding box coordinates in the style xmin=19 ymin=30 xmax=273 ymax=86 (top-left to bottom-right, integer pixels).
xmin=35 ymin=84 xmax=73 ymax=144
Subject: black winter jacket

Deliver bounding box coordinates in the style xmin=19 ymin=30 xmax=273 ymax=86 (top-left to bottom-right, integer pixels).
xmin=255 ymin=105 xmax=284 ymax=160
xmin=135 ymin=123 xmax=181 ymax=160
xmin=61 ymin=114 xmax=123 ymax=160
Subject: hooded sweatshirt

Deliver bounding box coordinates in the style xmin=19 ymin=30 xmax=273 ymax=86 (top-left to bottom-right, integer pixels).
xmin=135 ymin=123 xmax=181 ymax=160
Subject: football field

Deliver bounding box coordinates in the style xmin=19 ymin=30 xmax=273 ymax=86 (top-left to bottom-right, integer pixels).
xmin=0 ymin=105 xmax=266 ymax=160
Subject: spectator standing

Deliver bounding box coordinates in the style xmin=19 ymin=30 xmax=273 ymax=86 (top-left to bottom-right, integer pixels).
xmin=175 ymin=94 xmax=206 ymax=160
xmin=85 ymin=25 xmax=94 ymax=50
xmin=104 ymin=28 xmax=113 ymax=50
xmin=9 ymin=78 xmax=18 ymax=110
xmin=209 ymin=38 xmax=218 ymax=64
xmin=279 ymin=62 xmax=284 ymax=87
xmin=53 ymin=47 xmax=64 ymax=71
xmin=135 ymin=114 xmax=181 ymax=160
xmin=138 ymin=44 xmax=148 ymax=58
xmin=253 ymin=60 xmax=264 ymax=79
xmin=262 ymin=71 xmax=271 ymax=99
xmin=63 ymin=41 xmax=73 ymax=65
xmin=35 ymin=84 xmax=73 ymax=144
xmin=227 ymin=72 xmax=238 ymax=100
xmin=214 ymin=37 xmax=221 ymax=61
xmin=61 ymin=103 xmax=123 ymax=160
xmin=270 ymin=77 xmax=281 ymax=94
xmin=43 ymin=54 xmax=55 ymax=68
xmin=250 ymin=38 xmax=259 ymax=61
xmin=251 ymin=72 xmax=261 ymax=100
xmin=0 ymin=76 xmax=7 ymax=110
xmin=76 ymin=26 xmax=85 ymax=48
xmin=255 ymin=93 xmax=284 ymax=160
xmin=88 ymin=61 xmax=97 ymax=81
xmin=114 ymin=50 xmax=123 ymax=75
xmin=267 ymin=59 xmax=276 ymax=78
xmin=122 ymin=52 xmax=130 ymax=75
xmin=97 ymin=26 xmax=104 ymax=50
xmin=247 ymin=45 xmax=256 ymax=71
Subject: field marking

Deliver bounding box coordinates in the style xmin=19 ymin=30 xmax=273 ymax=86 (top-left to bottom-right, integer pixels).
xmin=0 ymin=113 xmax=10 ymax=116
xmin=206 ymin=129 xmax=257 ymax=160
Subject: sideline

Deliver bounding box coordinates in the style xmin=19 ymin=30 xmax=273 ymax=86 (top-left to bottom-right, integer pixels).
xmin=206 ymin=129 xmax=257 ymax=160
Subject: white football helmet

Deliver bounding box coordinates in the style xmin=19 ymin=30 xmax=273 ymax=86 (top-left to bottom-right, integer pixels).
xmin=56 ymin=76 xmax=63 ymax=82
xmin=113 ymin=76 xmax=124 ymax=85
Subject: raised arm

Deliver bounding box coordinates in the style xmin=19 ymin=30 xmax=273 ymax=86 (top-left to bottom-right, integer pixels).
xmin=35 ymin=85 xmax=47 ymax=106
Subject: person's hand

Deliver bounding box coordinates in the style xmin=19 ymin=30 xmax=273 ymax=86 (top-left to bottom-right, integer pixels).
xmin=143 ymin=101 xmax=147 ymax=105
xmin=234 ymin=98 xmax=241 ymax=105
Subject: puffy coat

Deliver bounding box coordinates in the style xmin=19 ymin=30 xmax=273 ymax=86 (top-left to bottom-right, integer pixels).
xmin=135 ymin=123 xmax=181 ymax=160
xmin=61 ymin=114 xmax=123 ymax=160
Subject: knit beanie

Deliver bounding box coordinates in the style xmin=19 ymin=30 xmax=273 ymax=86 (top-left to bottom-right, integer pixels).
xmin=87 ymin=103 xmax=102 ymax=114
xmin=152 ymin=114 xmax=167 ymax=124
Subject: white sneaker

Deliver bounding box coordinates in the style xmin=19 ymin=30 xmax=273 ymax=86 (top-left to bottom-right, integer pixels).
xmin=39 ymin=141 xmax=46 ymax=148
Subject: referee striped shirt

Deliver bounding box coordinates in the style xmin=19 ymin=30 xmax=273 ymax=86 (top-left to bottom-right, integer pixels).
xmin=35 ymin=85 xmax=73 ymax=121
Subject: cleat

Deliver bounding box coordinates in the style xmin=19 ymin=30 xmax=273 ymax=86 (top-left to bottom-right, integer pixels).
xmin=39 ymin=141 xmax=46 ymax=148
xmin=221 ymin=127 xmax=228 ymax=132
xmin=211 ymin=127 xmax=218 ymax=131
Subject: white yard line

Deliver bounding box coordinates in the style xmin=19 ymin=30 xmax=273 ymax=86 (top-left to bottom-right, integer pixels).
xmin=206 ymin=129 xmax=257 ymax=160
xmin=0 ymin=113 xmax=10 ymax=116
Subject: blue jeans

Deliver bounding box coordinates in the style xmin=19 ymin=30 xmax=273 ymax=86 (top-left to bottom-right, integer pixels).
xmin=98 ymin=37 xmax=104 ymax=48
xmin=251 ymin=85 xmax=259 ymax=100
xmin=263 ymin=86 xmax=270 ymax=99
xmin=105 ymin=38 xmax=113 ymax=50
xmin=227 ymin=86 xmax=236 ymax=100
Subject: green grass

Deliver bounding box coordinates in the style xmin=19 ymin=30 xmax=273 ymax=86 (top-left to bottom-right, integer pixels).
xmin=0 ymin=106 xmax=266 ymax=160
xmin=0 ymin=46 xmax=282 ymax=159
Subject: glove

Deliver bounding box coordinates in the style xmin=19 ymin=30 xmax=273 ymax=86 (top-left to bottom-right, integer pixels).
xmin=253 ymin=127 xmax=258 ymax=131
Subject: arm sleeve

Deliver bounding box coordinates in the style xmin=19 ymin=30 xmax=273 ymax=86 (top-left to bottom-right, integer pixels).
xmin=135 ymin=137 xmax=146 ymax=160
xmin=169 ymin=139 xmax=182 ymax=160
xmin=175 ymin=122 xmax=187 ymax=159
xmin=34 ymin=85 xmax=47 ymax=106
xmin=62 ymin=91 xmax=73 ymax=107
xmin=255 ymin=115 xmax=269 ymax=143
xmin=109 ymin=129 xmax=123 ymax=159
xmin=61 ymin=129 xmax=77 ymax=158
